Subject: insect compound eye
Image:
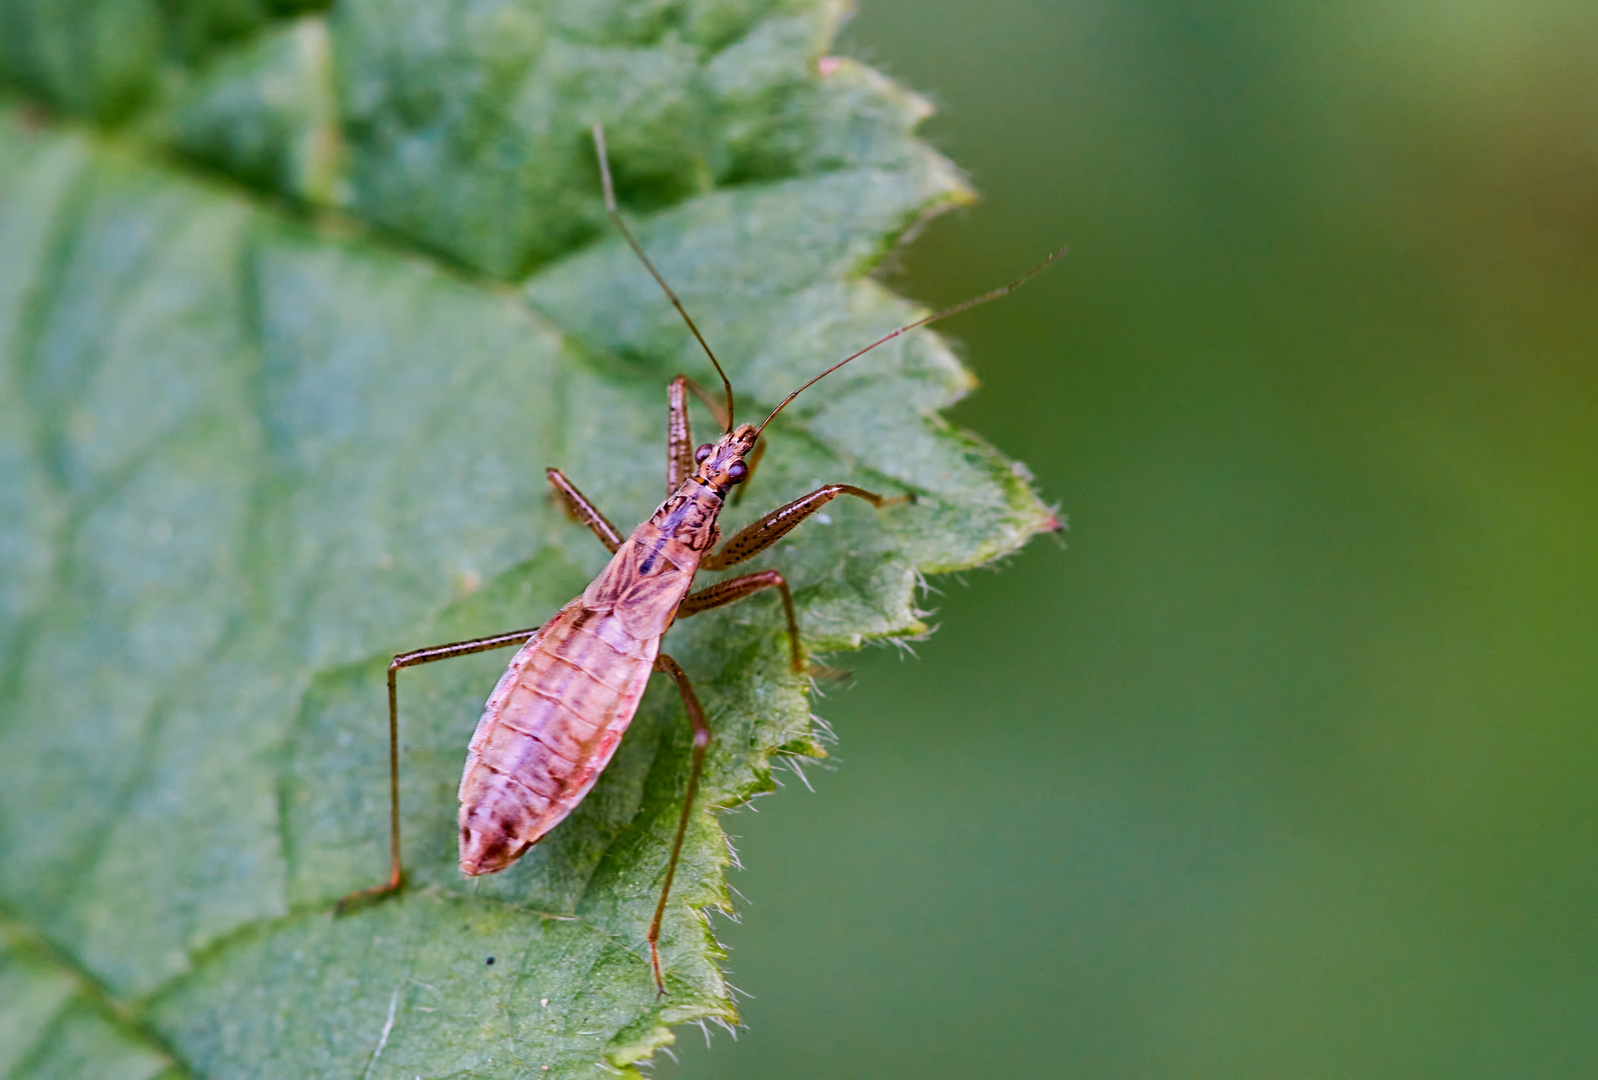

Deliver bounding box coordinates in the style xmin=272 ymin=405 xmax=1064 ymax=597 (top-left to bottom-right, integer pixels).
xmin=726 ymin=461 xmax=749 ymax=484
xmin=694 ymin=443 xmax=714 ymax=464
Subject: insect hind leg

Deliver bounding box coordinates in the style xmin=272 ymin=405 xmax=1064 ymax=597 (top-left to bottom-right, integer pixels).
xmin=335 ymin=626 xmax=543 ymax=914
xmin=647 ymin=652 xmax=713 ymax=994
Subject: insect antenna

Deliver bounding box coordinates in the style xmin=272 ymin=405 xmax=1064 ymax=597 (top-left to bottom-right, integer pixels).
xmin=755 ymin=246 xmax=1068 ymax=438
xmin=591 ymin=124 xmax=736 ymax=431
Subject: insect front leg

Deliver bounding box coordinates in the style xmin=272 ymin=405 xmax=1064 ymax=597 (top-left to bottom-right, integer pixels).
xmin=704 ymin=484 xmax=913 ymax=570
xmin=546 ymin=467 xmax=622 ymax=552
xmin=667 ymin=374 xmax=733 ymax=495
xmin=648 ymin=652 xmax=713 ymax=995
xmin=678 ymin=571 xmax=803 ymax=673
xmin=336 ymin=626 xmax=542 ymax=913
xmin=666 ymin=377 xmax=694 ymax=495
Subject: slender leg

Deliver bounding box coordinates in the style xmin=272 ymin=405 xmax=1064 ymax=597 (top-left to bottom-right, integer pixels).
xmin=677 ymin=571 xmax=803 ymax=673
xmin=704 ymin=484 xmax=912 ymax=570
xmin=648 ymin=652 xmax=713 ymax=994
xmin=335 ymin=625 xmax=544 ymax=913
xmin=546 ymin=468 xmax=622 ymax=553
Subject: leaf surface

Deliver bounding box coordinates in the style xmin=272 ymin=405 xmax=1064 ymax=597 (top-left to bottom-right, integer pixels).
xmin=0 ymin=1 xmax=1055 ymax=1074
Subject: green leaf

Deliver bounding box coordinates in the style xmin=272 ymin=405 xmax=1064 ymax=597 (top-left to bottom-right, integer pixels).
xmin=0 ymin=0 xmax=1055 ymax=1075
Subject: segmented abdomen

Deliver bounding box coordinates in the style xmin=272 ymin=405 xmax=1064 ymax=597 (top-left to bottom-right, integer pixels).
xmin=457 ymin=598 xmax=659 ymax=875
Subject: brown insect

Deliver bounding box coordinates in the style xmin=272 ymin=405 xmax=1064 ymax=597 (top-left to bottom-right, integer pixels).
xmin=341 ymin=125 xmax=1061 ymax=992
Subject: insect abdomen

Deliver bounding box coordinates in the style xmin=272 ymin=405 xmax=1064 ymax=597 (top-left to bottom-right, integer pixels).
xmin=457 ymin=599 xmax=659 ymax=875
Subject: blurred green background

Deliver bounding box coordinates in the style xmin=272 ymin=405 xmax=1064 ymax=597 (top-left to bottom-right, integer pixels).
xmin=664 ymin=1 xmax=1598 ymax=1076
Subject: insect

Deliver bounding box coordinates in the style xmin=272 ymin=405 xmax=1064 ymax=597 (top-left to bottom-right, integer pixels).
xmin=341 ymin=124 xmax=1062 ymax=993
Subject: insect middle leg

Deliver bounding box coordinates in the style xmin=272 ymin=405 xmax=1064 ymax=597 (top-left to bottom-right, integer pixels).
xmin=336 ymin=626 xmax=542 ymax=912
xmin=546 ymin=467 xmax=622 ymax=552
xmin=677 ymin=571 xmax=803 ymax=673
xmin=648 ymin=651 xmax=713 ymax=994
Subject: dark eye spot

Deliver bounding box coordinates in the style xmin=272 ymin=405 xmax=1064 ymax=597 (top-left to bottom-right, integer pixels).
xmin=694 ymin=443 xmax=714 ymax=463
xmin=727 ymin=461 xmax=749 ymax=483
xmin=486 ymin=956 xmax=495 ymax=966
